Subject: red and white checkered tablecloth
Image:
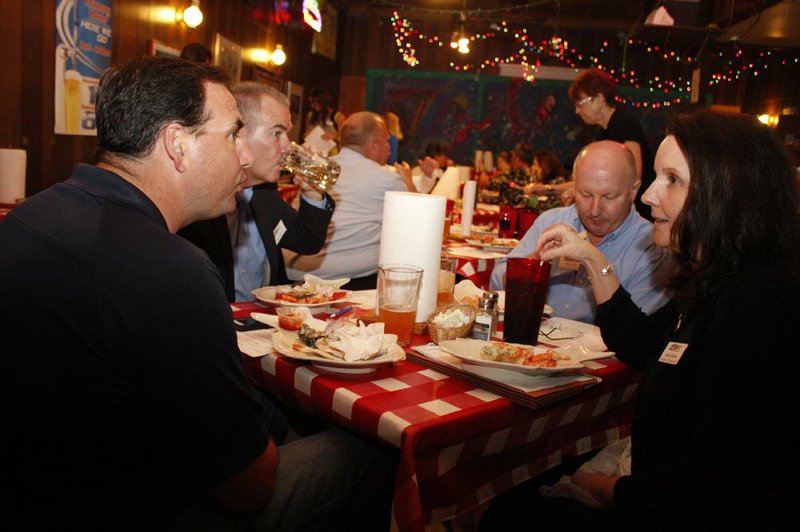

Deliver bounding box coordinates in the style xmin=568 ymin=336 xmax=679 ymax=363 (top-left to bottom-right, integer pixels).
xmin=453 ymin=255 xmax=495 ymax=290
xmin=235 ymin=301 xmax=638 ymax=532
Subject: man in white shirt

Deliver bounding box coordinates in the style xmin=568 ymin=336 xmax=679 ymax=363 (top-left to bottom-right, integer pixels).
xmin=285 ymin=111 xmax=409 ymax=289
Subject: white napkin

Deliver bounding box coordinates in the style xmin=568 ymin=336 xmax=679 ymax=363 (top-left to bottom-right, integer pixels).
xmin=303 ymin=274 xmax=350 ymax=289
xmin=329 ymin=322 xmax=395 ymax=361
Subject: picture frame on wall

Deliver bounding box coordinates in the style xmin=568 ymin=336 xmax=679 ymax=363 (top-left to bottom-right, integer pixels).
xmin=286 ymin=82 xmax=304 ymax=143
xmin=147 ymin=39 xmax=181 ymax=58
xmin=213 ymin=33 xmax=242 ymax=82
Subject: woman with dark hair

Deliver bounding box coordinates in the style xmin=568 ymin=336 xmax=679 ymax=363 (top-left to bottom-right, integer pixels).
xmin=569 ymin=68 xmax=655 ymax=220
xmin=304 ymin=87 xmax=345 ymax=155
xmin=480 ymin=108 xmax=800 ymax=530
xmin=532 ymin=149 xmax=569 ymax=185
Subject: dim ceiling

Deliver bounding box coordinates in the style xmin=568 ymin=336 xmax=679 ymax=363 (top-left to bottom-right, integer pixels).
xmin=332 ymin=0 xmax=798 ymax=48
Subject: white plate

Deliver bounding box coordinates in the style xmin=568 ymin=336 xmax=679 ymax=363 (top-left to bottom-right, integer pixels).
xmin=438 ymin=338 xmax=584 ymax=376
xmin=271 ymin=331 xmax=405 ymax=373
xmin=252 ymin=286 xmax=352 ymax=308
xmin=465 ymin=238 xmax=519 ymax=252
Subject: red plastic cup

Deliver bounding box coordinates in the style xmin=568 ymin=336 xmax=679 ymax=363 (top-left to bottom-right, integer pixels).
xmin=498 ymin=205 xmax=518 ymax=238
xmin=517 ymin=209 xmax=539 ymax=238
xmin=504 ymin=258 xmax=551 ymax=345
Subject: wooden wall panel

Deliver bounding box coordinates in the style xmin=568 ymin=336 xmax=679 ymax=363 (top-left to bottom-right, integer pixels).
xmin=0 ymin=0 xmax=23 ymax=150
xmin=7 ymin=0 xmax=340 ymax=197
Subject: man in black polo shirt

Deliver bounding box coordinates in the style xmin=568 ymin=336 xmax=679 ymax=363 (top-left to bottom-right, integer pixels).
xmin=0 ymin=57 xmax=391 ymax=531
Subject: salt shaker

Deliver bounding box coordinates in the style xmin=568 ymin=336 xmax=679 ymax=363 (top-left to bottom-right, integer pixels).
xmin=471 ymin=291 xmax=499 ymax=340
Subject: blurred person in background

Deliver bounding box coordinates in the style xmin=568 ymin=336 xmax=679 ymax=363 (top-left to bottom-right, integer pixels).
xmin=180 ymin=42 xmax=213 ymax=64
xmin=569 ymin=68 xmax=655 ymax=220
xmin=383 ymin=111 xmax=403 ymax=164
xmin=286 ymin=112 xmax=410 ymax=290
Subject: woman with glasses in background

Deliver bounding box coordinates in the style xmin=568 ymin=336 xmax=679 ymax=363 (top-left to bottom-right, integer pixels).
xmin=569 ymin=68 xmax=655 ymax=221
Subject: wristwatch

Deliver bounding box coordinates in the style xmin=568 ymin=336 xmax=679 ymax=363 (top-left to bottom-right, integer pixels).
xmin=600 ymin=264 xmax=614 ymax=276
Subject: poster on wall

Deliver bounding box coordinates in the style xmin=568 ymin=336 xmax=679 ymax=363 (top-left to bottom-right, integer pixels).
xmin=311 ymin=1 xmax=337 ymax=60
xmin=213 ymin=33 xmax=243 ymax=83
xmin=286 ymin=82 xmax=304 ymax=143
xmin=54 ymin=0 xmax=113 ymax=136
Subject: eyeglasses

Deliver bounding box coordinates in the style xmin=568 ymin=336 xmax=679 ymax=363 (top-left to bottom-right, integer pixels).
xmin=575 ymin=95 xmax=594 ymax=108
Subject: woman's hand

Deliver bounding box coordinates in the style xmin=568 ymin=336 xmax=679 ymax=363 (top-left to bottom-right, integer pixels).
xmin=536 ymin=223 xmax=620 ymax=305
xmin=535 ymin=224 xmax=595 ymax=262
xmin=571 ymin=471 xmax=618 ymax=509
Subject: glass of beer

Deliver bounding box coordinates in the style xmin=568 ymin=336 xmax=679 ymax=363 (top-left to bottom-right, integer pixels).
xmin=280 ymin=142 xmax=341 ymax=192
xmin=504 ymin=258 xmax=551 ymax=346
xmin=377 ymin=264 xmax=423 ymax=346
xmin=437 ymin=256 xmax=457 ymax=307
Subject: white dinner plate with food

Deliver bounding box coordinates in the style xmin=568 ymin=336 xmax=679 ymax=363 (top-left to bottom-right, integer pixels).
xmin=252 ymin=285 xmax=352 ymax=308
xmin=465 ymin=237 xmax=519 ymax=252
xmin=438 ymin=338 xmax=584 ymax=376
xmin=271 ymin=330 xmax=405 ymax=374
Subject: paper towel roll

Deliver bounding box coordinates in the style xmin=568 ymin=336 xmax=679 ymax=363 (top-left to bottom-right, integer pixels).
xmin=430 ymin=166 xmax=461 ymax=200
xmin=460 ymin=180 xmax=477 ymax=237
xmin=0 ymin=149 xmax=26 ymax=204
xmin=379 ymin=192 xmax=446 ymax=322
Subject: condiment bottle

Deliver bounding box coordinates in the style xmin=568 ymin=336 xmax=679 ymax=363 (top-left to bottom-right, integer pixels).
xmin=471 ymin=291 xmax=499 ymax=340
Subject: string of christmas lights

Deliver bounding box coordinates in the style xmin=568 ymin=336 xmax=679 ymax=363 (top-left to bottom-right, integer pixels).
xmin=389 ymin=11 xmax=800 ymax=107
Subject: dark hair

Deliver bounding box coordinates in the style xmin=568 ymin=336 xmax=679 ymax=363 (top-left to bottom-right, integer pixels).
xmin=669 ymin=108 xmax=800 ymax=308
xmin=568 ymin=68 xmax=617 ymax=108
xmin=425 ymin=142 xmax=449 ymax=157
xmin=534 ymin=149 xmax=568 ymax=183
xmin=95 ymin=57 xmax=230 ymax=161
xmin=307 ymin=87 xmax=337 ymax=128
xmin=512 ymin=143 xmax=534 ymax=166
xmin=180 ymin=42 xmax=213 ymax=64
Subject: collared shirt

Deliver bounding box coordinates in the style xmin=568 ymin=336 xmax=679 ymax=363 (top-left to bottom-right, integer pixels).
xmin=229 ymin=188 xmax=328 ymax=300
xmin=489 ymin=204 xmax=671 ymax=323
xmin=285 ymin=147 xmax=407 ymax=280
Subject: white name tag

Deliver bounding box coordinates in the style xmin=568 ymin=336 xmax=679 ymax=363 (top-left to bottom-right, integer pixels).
xmin=558 ymin=231 xmax=588 ymax=271
xmin=658 ymin=342 xmax=688 ymax=365
xmin=273 ymin=220 xmax=287 ymax=244
xmin=559 ymin=256 xmax=581 ymax=271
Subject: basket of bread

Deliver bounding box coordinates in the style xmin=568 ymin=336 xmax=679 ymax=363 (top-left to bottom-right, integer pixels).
xmin=427 ymin=304 xmax=476 ymax=343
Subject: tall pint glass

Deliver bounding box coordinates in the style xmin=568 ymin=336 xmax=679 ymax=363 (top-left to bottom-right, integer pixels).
xmin=280 ymin=142 xmax=341 ymax=192
xmin=503 ymin=258 xmax=551 ymax=345
xmin=377 ymin=264 xmax=423 ymax=346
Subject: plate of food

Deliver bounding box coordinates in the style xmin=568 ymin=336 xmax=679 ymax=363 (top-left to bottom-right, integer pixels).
xmin=438 ymin=338 xmax=584 ymax=376
xmin=465 ymin=236 xmax=519 ymax=252
xmin=252 ymin=275 xmax=351 ymax=308
xmin=271 ymin=321 xmax=405 ymax=373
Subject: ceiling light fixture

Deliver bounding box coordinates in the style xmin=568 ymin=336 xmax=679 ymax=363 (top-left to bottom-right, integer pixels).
xmin=271 ymin=44 xmax=287 ymax=66
xmin=177 ymin=0 xmax=204 ymax=29
xmin=450 ymin=11 xmax=470 ymax=54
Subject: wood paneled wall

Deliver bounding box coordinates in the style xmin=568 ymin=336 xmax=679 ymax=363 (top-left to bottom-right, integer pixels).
xmin=4 ymin=1 xmax=797 ymax=199
xmin=2 ymin=0 xmax=340 ymax=197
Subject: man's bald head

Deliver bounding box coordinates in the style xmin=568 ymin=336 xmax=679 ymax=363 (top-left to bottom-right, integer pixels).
xmin=572 ymin=140 xmax=642 ymax=243
xmin=573 ymin=140 xmax=637 ymax=187
xmin=339 ymin=112 xmax=390 ymax=164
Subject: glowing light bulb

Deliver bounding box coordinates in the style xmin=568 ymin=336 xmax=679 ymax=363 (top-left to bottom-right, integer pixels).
xmin=271 ymin=45 xmax=286 ymax=66
xmin=180 ymin=2 xmax=203 ymax=29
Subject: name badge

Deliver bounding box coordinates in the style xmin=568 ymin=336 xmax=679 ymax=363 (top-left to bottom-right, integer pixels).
xmin=658 ymin=342 xmax=688 ymax=365
xmin=559 ymin=256 xmax=581 ymax=271
xmin=273 ymin=220 xmax=287 ymax=244
xmin=558 ymin=230 xmax=588 ymax=271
